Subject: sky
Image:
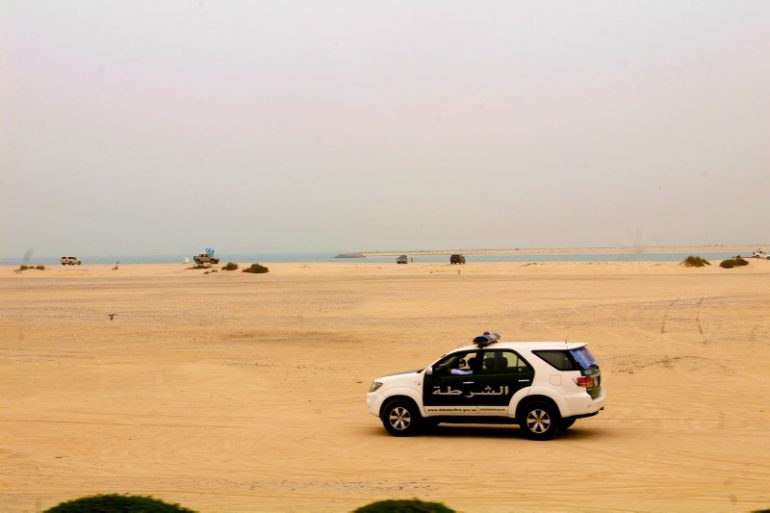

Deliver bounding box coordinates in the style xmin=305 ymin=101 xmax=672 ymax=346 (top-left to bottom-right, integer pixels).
xmin=2 ymin=1 xmax=770 ymax=258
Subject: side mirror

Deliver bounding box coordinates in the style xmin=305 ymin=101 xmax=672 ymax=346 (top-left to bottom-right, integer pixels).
xmin=425 ymin=366 xmax=433 ymax=376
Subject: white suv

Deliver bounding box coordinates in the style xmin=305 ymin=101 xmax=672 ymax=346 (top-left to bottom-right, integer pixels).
xmin=366 ymin=333 xmax=605 ymax=440
xmin=60 ymin=256 xmax=81 ymax=266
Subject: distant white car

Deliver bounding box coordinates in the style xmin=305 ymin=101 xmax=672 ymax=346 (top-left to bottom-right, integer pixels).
xmin=752 ymin=249 xmax=769 ymax=260
xmin=60 ymin=256 xmax=81 ymax=266
xmin=367 ymin=333 xmax=605 ymax=440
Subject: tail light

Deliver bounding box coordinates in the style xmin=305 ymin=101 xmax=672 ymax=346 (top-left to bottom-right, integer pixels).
xmin=574 ymin=376 xmax=594 ymax=388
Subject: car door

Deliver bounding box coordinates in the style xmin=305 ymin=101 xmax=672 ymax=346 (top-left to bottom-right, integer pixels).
xmin=422 ymin=350 xmax=481 ymax=415
xmin=469 ymin=350 xmax=534 ymax=414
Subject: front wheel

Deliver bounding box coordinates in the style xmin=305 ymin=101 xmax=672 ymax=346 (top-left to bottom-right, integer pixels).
xmin=381 ymin=399 xmax=421 ymax=437
xmin=519 ymin=401 xmax=561 ymax=440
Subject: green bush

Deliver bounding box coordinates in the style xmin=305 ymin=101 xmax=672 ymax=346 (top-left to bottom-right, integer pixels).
xmin=720 ymin=256 xmax=749 ymax=269
xmin=353 ymin=499 xmax=456 ymax=513
xmin=222 ymin=262 xmax=239 ymax=271
xmin=41 ymin=494 xmax=197 ymax=513
xmin=681 ymin=255 xmax=710 ymax=267
xmin=243 ymin=263 xmax=269 ymax=274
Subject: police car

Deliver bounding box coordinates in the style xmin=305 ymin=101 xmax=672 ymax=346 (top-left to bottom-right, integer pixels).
xmin=366 ymin=332 xmax=605 ymax=440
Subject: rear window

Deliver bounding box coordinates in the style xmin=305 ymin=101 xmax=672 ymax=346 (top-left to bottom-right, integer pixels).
xmin=534 ymin=347 xmax=598 ymax=371
xmin=570 ymin=347 xmax=597 ymax=369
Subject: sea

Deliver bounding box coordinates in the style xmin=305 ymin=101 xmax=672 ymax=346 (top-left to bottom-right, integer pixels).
xmin=1 ymin=251 xmax=745 ymax=266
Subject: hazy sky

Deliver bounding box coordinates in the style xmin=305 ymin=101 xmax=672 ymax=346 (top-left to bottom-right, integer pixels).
xmin=2 ymin=1 xmax=770 ymax=257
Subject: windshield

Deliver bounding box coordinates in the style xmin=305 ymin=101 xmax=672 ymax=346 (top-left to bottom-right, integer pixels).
xmin=569 ymin=347 xmax=597 ymax=369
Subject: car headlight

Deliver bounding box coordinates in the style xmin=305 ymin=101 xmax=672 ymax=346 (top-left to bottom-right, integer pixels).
xmin=368 ymin=381 xmax=383 ymax=393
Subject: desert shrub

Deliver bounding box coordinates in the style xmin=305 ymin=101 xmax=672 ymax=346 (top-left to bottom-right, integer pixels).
xmin=681 ymin=255 xmax=710 ymax=267
xmin=17 ymin=265 xmax=45 ymax=271
xmin=353 ymin=499 xmax=456 ymax=513
xmin=243 ymin=263 xmax=269 ymax=274
xmin=222 ymin=262 xmax=238 ymax=271
xmin=720 ymin=256 xmax=749 ymax=269
xmin=41 ymin=494 xmax=197 ymax=513
xmin=188 ymin=264 xmax=208 ymax=270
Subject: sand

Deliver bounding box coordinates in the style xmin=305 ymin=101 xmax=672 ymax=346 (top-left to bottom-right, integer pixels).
xmin=1 ymin=261 xmax=769 ymax=513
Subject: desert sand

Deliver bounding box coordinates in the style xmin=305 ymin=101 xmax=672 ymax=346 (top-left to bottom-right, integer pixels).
xmin=1 ymin=260 xmax=769 ymax=513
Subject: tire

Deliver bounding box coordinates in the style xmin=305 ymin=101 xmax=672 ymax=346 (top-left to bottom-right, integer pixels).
xmin=519 ymin=401 xmax=561 ymax=440
xmin=561 ymin=418 xmax=576 ymax=430
xmin=381 ymin=399 xmax=422 ymax=437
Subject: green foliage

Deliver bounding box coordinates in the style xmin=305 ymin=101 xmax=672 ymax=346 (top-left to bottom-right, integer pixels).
xmin=41 ymin=494 xmax=198 ymax=513
xmin=353 ymin=499 xmax=456 ymax=513
xmin=243 ymin=263 xmax=269 ymax=274
xmin=720 ymin=256 xmax=749 ymax=269
xmin=222 ymin=262 xmax=239 ymax=271
xmin=681 ymin=255 xmax=711 ymax=267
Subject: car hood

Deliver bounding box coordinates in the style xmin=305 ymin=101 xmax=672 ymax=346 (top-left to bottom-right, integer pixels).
xmin=375 ymin=369 xmax=423 ymax=381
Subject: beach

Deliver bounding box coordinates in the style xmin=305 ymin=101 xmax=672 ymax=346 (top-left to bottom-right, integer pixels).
xmin=359 ymin=244 xmax=766 ymax=257
xmin=1 ymin=260 xmax=769 ymax=513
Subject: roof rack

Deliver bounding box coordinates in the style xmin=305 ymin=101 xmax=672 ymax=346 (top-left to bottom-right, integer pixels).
xmin=473 ymin=331 xmax=500 ymax=348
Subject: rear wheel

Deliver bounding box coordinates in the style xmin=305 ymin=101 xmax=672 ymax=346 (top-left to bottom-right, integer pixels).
xmin=381 ymin=399 xmax=421 ymax=437
xmin=519 ymin=401 xmax=561 ymax=440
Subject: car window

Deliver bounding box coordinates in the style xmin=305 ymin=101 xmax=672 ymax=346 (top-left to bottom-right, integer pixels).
xmin=434 ymin=351 xmax=481 ymax=375
xmin=533 ymin=350 xmax=576 ymax=370
xmin=569 ymin=347 xmax=598 ymax=369
xmin=480 ymin=350 xmax=530 ymax=374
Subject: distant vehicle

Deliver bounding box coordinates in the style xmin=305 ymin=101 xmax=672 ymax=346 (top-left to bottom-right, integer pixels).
xmin=751 ymin=249 xmax=769 ymax=260
xmin=450 ymin=254 xmax=465 ymax=264
xmin=193 ymin=253 xmax=220 ymax=265
xmin=396 ymin=255 xmax=408 ymax=264
xmin=60 ymin=256 xmax=81 ymax=266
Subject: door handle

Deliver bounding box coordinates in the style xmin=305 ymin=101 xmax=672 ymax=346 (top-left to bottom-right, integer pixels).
xmin=518 ymin=379 xmax=531 ymax=382
xmin=462 ymin=381 xmax=475 ymax=385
